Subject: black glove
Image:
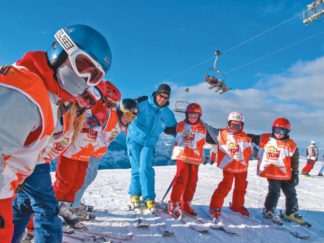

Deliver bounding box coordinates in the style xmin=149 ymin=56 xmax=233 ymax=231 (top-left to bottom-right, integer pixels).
xmin=291 ymin=172 xmax=299 ymax=186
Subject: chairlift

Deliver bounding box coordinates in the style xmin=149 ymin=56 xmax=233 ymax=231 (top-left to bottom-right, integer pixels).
xmin=303 ymin=0 xmax=324 ymax=24
xmin=174 ymin=88 xmax=190 ymax=113
xmin=204 ymin=50 xmax=231 ymax=94
xmin=174 ymin=100 xmax=190 ymax=113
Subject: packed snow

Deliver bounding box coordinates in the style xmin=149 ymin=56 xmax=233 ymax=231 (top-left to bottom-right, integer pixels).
xmin=62 ymin=158 xmax=324 ymax=242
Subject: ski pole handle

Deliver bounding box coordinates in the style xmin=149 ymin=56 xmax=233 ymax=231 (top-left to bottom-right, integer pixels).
xmin=161 ymin=176 xmax=175 ymax=204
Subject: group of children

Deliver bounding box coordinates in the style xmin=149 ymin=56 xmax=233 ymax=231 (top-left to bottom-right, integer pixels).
xmin=10 ymin=80 xmax=139 ymax=242
xmin=166 ymin=104 xmax=308 ymax=226
xmin=0 ymin=23 xmax=314 ymax=243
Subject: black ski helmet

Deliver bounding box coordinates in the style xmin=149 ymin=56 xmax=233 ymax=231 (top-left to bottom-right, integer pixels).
xmin=117 ymin=99 xmax=139 ymax=124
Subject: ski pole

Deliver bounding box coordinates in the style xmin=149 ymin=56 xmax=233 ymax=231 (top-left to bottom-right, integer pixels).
xmin=161 ymin=176 xmax=175 ymax=204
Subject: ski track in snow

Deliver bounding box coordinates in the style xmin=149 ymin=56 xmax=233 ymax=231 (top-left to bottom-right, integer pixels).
xmin=60 ymin=159 xmax=324 ymax=242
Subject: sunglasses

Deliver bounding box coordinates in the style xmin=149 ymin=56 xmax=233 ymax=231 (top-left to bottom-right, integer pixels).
xmin=273 ymin=127 xmax=290 ymax=135
xmin=55 ymin=29 xmax=105 ymax=86
xmin=158 ymin=93 xmax=169 ymax=100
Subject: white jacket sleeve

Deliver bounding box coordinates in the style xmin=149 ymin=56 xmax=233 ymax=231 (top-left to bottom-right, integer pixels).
xmin=0 ymin=87 xmax=41 ymax=190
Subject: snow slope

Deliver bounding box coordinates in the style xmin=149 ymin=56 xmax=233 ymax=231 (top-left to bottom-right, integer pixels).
xmin=64 ymin=159 xmax=324 ymax=242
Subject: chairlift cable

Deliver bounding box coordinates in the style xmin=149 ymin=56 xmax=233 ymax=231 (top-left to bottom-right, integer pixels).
xmin=223 ymin=13 xmax=301 ymax=54
xmin=133 ymin=13 xmax=303 ymax=95
xmin=225 ymin=30 xmax=324 ymax=75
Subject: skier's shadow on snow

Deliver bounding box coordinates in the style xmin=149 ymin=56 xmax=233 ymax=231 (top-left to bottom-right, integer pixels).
xmin=195 ymin=204 xmax=324 ymax=233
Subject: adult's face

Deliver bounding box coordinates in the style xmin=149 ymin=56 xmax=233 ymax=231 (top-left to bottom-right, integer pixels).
xmin=156 ymin=93 xmax=169 ymax=107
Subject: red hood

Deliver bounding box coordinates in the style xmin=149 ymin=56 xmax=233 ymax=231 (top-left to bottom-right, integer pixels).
xmin=15 ymin=51 xmax=75 ymax=102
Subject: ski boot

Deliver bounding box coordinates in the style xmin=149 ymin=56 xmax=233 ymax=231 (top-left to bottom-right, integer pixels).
xmin=283 ymin=212 xmax=311 ymax=227
xmin=72 ymin=207 xmax=96 ymax=221
xmin=210 ymin=208 xmax=222 ymax=224
xmin=181 ymin=201 xmax=197 ymax=216
xmin=145 ymin=200 xmax=156 ymax=213
xmin=59 ymin=202 xmax=80 ymax=225
xmin=230 ymin=203 xmax=250 ymax=216
xmin=168 ymin=201 xmax=182 ymax=218
xmin=263 ymin=208 xmax=283 ymax=225
xmin=318 ymin=173 xmax=323 ymax=176
xmin=129 ymin=195 xmax=141 ymax=209
xmin=79 ymin=202 xmax=94 ymax=212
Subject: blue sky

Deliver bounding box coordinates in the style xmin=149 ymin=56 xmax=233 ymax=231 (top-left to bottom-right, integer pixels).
xmin=1 ymin=0 xmax=324 ymax=151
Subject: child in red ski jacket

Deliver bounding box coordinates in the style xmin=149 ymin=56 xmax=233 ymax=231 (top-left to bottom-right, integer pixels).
xmin=167 ymin=103 xmax=217 ymax=217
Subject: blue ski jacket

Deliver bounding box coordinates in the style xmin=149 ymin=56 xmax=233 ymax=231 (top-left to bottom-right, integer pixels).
xmin=127 ymin=93 xmax=176 ymax=146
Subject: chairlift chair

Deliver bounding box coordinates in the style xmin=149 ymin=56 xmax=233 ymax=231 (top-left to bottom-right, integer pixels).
xmin=204 ymin=50 xmax=231 ymax=94
xmin=174 ymin=100 xmax=190 ymax=113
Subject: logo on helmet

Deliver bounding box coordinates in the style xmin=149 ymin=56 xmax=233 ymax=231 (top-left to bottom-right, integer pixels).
xmin=265 ymin=146 xmax=280 ymax=161
xmin=55 ymin=29 xmax=75 ymax=51
xmin=104 ymin=56 xmax=111 ymax=65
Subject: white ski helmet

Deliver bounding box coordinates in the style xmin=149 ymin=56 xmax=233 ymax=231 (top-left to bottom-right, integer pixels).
xmin=310 ymin=140 xmax=316 ymax=145
xmin=228 ymin=111 xmax=245 ymax=124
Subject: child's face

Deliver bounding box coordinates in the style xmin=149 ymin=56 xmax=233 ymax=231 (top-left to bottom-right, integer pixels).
xmin=228 ymin=121 xmax=243 ymax=134
xmin=188 ymin=113 xmax=200 ymax=123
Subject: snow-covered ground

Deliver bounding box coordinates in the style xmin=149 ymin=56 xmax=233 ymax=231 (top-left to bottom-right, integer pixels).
xmin=65 ymin=159 xmax=324 ymax=242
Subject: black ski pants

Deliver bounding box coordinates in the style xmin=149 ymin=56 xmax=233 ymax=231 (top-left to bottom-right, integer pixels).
xmin=264 ymin=178 xmax=298 ymax=215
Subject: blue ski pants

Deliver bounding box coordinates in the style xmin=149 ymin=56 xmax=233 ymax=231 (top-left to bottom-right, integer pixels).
xmin=71 ymin=157 xmax=101 ymax=208
xmin=12 ymin=163 xmax=62 ymax=243
xmin=127 ymin=140 xmax=155 ymax=200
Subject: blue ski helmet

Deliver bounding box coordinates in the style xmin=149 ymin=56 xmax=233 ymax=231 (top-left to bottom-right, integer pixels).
xmin=47 ymin=24 xmax=112 ymax=73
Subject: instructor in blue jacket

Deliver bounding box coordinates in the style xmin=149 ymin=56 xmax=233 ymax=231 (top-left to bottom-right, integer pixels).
xmin=127 ymin=84 xmax=177 ymax=211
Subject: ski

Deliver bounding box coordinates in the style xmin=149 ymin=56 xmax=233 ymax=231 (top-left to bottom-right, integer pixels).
xmin=197 ymin=208 xmax=239 ymax=235
xmin=66 ymin=228 xmax=134 ymax=241
xmin=157 ymin=203 xmax=209 ymax=233
xmin=134 ymin=207 xmax=150 ymax=228
xmin=63 ymin=232 xmax=106 ymax=242
xmin=226 ymin=208 xmax=310 ymax=240
xmin=262 ymin=217 xmax=311 ymax=240
xmin=151 ymin=210 xmax=175 ymax=236
xmin=127 ymin=202 xmax=151 ymax=228
xmin=279 ymin=210 xmax=312 ymax=228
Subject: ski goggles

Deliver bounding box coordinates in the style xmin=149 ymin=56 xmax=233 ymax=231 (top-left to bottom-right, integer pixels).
xmin=187 ymin=113 xmax=200 ymax=119
xmin=55 ymin=28 xmax=105 ymax=86
xmin=120 ymin=103 xmax=138 ymax=121
xmin=228 ymin=122 xmax=243 ymax=131
xmin=273 ymin=127 xmax=290 ymax=135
